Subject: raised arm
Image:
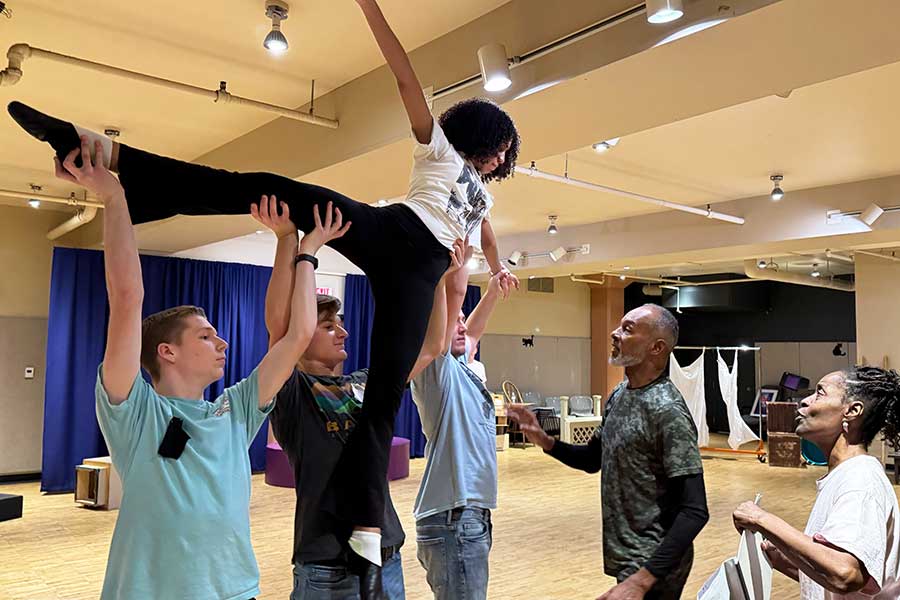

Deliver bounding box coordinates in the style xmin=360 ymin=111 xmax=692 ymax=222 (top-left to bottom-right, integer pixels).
xmin=57 ymin=138 xmax=142 ymax=404
xmin=251 ymin=196 xmax=299 ymax=347
xmin=256 ymin=201 xmax=350 ymax=407
xmin=355 ymin=0 xmax=434 ymax=143
xmin=481 ymin=219 xmax=518 ymax=296
xmin=443 ymin=244 xmax=472 ymax=352
xmin=408 ymin=238 xmax=466 ymax=381
xmin=464 ymin=270 xmax=503 ymax=359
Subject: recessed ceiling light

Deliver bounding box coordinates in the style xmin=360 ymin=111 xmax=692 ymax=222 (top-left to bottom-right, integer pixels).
xmin=591 ymin=138 xmax=620 ymax=153
xmin=28 ymin=199 xmax=40 ymax=209
xmin=547 ymin=215 xmax=559 ymax=235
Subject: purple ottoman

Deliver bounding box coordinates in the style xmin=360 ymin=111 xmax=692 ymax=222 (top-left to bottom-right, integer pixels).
xmin=265 ymin=441 xmax=295 ymax=488
xmin=388 ymin=437 xmax=410 ymax=481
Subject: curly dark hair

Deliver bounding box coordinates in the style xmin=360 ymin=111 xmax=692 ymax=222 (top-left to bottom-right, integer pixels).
xmin=843 ymin=366 xmax=900 ymax=449
xmin=438 ymin=98 xmax=520 ymax=183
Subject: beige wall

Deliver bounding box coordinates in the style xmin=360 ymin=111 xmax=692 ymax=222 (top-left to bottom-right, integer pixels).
xmin=480 ymin=276 xmax=591 ymax=338
xmin=855 ymin=253 xmax=900 ymax=462
xmin=0 ymin=206 xmax=59 ymax=318
xmin=0 ymin=206 xmax=60 ymax=474
xmin=855 ymin=253 xmax=900 ymax=369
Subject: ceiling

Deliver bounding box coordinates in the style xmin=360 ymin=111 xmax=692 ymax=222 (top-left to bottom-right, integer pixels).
xmin=300 ymin=48 xmax=900 ymax=237
xmin=4 ymin=0 xmax=900 ymax=281
xmin=0 ymin=0 xmax=508 ymax=208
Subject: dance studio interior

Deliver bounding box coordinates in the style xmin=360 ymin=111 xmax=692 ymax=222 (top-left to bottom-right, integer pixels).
xmin=2 ymin=1 xmax=900 ymax=599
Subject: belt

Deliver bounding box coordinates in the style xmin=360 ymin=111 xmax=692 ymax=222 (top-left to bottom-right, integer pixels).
xmin=381 ymin=543 xmax=401 ymax=563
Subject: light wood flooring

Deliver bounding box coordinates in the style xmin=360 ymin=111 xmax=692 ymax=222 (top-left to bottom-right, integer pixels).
xmin=2 ymin=435 xmax=898 ymax=599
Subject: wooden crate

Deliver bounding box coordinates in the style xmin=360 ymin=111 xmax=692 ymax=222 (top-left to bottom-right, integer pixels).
xmin=767 ymin=402 xmax=799 ymax=434
xmin=768 ymin=433 xmax=803 ymax=468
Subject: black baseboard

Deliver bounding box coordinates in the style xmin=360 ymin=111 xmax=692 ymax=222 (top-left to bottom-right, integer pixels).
xmin=0 ymin=472 xmax=40 ymax=484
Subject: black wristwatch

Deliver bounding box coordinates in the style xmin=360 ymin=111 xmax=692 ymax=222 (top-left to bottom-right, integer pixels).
xmin=294 ymin=253 xmax=319 ymax=270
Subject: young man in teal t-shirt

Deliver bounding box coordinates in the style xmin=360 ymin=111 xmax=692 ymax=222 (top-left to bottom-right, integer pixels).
xmin=55 ymin=137 xmax=348 ymax=599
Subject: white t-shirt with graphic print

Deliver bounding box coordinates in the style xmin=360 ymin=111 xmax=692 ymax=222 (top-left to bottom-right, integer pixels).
xmin=800 ymin=454 xmax=900 ymax=600
xmin=402 ymin=117 xmax=493 ymax=252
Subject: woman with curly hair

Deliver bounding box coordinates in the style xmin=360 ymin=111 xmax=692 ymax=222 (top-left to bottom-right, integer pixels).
xmin=732 ymin=367 xmax=900 ymax=600
xmin=8 ymin=1 xmax=520 ymax=595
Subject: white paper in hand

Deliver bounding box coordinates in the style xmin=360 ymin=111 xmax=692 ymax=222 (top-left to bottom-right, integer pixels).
xmin=736 ymin=530 xmax=772 ymax=600
xmin=697 ymin=531 xmax=772 ymax=600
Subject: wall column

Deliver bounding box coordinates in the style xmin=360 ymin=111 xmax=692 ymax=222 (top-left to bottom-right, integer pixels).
xmin=590 ymin=277 xmax=627 ymax=405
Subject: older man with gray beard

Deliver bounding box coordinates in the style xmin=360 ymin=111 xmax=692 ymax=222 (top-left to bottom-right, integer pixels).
xmin=508 ymin=304 xmax=709 ymax=600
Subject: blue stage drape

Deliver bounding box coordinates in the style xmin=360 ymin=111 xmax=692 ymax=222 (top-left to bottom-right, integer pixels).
xmin=43 ymin=248 xmax=271 ymax=492
xmin=342 ymin=274 xmax=481 ymax=458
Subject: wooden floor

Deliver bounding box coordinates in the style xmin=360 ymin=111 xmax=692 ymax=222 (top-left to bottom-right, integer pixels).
xmin=2 ymin=436 xmax=899 ymax=599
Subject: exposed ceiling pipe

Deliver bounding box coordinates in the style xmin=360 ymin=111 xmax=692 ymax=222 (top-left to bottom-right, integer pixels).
xmin=47 ymin=206 xmax=98 ymax=240
xmin=825 ymin=249 xmax=854 ymax=264
xmin=0 ymin=44 xmax=338 ymax=128
xmin=743 ymin=259 xmax=854 ymax=292
xmin=571 ymin=272 xmax=761 ymax=287
xmin=853 ymin=249 xmax=900 ymax=263
xmin=514 ymin=164 xmax=745 ymax=225
xmin=0 ymin=186 xmax=103 ymax=209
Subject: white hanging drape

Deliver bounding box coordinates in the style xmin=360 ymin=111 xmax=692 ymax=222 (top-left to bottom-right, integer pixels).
xmin=717 ymin=350 xmax=759 ymax=449
xmin=669 ymin=351 xmax=709 ymax=447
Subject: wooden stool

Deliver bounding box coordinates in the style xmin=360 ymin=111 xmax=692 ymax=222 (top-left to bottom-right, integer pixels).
xmin=75 ymin=456 xmax=122 ymax=510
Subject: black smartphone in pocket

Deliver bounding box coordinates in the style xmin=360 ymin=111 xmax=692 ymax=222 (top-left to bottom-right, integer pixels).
xmin=158 ymin=417 xmax=190 ymax=459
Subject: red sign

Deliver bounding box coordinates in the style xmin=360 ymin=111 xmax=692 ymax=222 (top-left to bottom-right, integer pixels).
xmin=316 ymin=287 xmax=332 ymax=296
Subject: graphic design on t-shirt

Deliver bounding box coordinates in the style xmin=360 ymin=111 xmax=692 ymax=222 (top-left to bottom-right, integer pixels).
xmin=447 ymin=164 xmax=487 ymax=238
xmin=309 ymin=379 xmax=363 ymax=443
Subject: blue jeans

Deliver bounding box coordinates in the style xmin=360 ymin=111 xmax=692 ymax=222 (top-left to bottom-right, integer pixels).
xmin=290 ymin=551 xmax=405 ymax=600
xmin=416 ymin=507 xmax=492 ymax=600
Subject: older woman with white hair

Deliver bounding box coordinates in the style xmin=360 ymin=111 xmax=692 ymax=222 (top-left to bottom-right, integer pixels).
xmin=733 ymin=367 xmax=900 ymax=599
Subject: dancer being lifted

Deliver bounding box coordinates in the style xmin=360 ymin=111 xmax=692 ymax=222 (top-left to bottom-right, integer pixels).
xmin=8 ymin=1 xmax=520 ymax=595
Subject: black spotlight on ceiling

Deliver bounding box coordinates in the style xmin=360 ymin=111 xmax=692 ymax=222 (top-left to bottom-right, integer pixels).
xmin=264 ymin=0 xmax=290 ymax=55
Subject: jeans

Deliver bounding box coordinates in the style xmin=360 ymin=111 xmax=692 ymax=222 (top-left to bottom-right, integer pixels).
xmin=290 ymin=551 xmax=405 ymax=600
xmin=117 ymin=144 xmax=450 ymax=528
xmin=416 ymin=507 xmax=492 ymax=600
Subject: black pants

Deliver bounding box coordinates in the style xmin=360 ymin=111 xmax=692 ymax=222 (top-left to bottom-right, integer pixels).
xmin=117 ymin=145 xmax=450 ymax=527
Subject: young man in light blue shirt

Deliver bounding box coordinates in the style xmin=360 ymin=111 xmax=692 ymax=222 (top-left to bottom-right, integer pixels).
xmin=410 ymin=261 xmax=505 ymax=600
xmin=55 ymin=137 xmax=348 ymax=600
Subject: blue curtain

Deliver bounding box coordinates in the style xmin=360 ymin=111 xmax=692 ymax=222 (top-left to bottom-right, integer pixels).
xmin=342 ymin=274 xmax=482 ymax=458
xmin=43 ymin=248 xmax=271 ymax=492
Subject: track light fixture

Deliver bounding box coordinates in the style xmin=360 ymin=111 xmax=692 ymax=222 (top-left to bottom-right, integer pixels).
xmin=646 ymin=0 xmax=684 ymax=24
xmin=507 ymin=250 xmax=523 ymax=266
xmin=860 ymin=203 xmax=885 ymax=226
xmin=477 ymin=43 xmax=511 ymax=92
xmin=264 ymin=1 xmax=290 ymax=55
xmin=770 ymin=174 xmax=784 ymax=201
xmin=548 ymin=246 xmax=567 ymax=262
xmin=547 ymin=215 xmax=559 ymax=235
xmin=810 ymin=264 xmax=821 ymax=278
xmin=591 ymin=138 xmax=620 ymax=153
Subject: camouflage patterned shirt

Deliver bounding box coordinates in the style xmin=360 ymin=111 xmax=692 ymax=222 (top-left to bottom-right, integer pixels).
xmin=600 ymin=375 xmax=703 ymax=581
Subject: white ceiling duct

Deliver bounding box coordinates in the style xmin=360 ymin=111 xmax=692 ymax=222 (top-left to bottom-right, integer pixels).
xmin=743 ymin=259 xmax=854 ymax=292
xmin=47 ymin=206 xmax=98 ymax=240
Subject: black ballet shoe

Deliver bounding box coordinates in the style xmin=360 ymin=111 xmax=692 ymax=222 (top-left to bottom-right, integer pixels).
xmin=7 ymin=101 xmax=83 ymax=167
xmin=348 ymin=552 xmax=383 ymax=600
